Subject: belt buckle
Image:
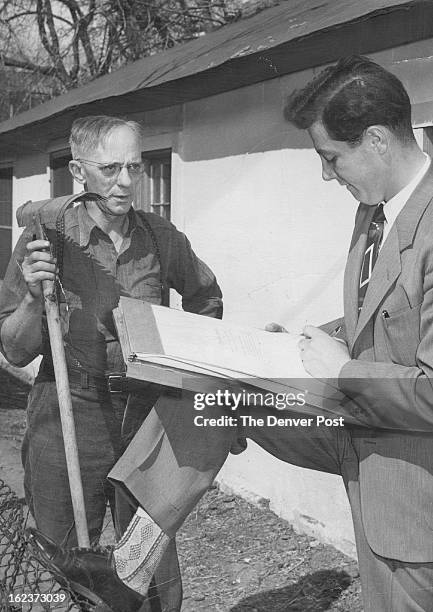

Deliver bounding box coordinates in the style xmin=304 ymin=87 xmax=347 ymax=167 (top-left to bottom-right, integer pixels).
xmin=107 ymin=373 xmax=126 ymax=394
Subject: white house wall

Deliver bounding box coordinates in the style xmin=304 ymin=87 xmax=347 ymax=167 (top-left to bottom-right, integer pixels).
xmin=180 ymin=77 xmax=355 ymax=329
xmin=9 ymin=152 xmax=50 ymax=378
xmin=12 ymin=153 xmax=50 ymax=246
xmin=167 ymin=39 xmax=433 ymax=556
xmin=176 ymin=71 xmax=356 ymax=556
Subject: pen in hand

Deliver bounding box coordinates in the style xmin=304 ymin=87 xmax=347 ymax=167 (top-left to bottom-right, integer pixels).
xmin=300 ymin=324 xmax=343 ymax=341
xmin=330 ymin=325 xmax=342 ymax=338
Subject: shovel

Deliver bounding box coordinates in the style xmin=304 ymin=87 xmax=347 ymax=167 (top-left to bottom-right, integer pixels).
xmin=33 ymin=213 xmax=90 ymax=549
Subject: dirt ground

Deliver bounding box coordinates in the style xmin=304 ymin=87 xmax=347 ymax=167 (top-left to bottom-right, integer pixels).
xmin=0 ymin=370 xmax=363 ymax=612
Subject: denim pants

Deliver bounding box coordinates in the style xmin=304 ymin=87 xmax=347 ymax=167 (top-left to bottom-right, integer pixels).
xmin=22 ymin=378 xmax=125 ymax=546
xmin=22 ymin=377 xmax=182 ymax=611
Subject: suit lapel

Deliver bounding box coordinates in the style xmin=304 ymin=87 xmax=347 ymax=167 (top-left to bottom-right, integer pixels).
xmin=344 ymin=204 xmax=375 ymax=352
xmin=347 ymin=165 xmax=433 ymax=350
xmin=352 ymin=229 xmax=401 ymax=346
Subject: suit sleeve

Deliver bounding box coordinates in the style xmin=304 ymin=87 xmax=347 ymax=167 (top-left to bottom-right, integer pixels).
xmin=337 ymin=261 xmax=433 ymax=431
xmin=319 ymin=317 xmax=347 ymax=342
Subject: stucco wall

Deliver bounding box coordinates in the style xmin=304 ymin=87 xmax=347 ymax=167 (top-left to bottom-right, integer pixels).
xmin=8 ymin=153 xmax=50 ymax=378
xmin=179 ymin=75 xmax=355 ymax=329
xmin=162 ymin=40 xmax=433 ymax=556
xmin=13 ymin=153 xmax=50 ymax=245
xmin=174 ymin=70 xmax=356 ymax=556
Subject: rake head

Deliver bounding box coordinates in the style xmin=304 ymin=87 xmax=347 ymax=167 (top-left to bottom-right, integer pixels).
xmin=0 ymin=478 xmax=107 ymax=612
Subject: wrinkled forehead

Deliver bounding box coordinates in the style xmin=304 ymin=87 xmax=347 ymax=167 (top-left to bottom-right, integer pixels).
xmin=79 ymin=125 xmax=142 ymax=158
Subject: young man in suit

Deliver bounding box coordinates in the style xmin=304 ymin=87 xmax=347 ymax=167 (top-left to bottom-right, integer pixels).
xmin=29 ymin=58 xmax=433 ymax=611
xmin=281 ymin=55 xmax=433 ymax=611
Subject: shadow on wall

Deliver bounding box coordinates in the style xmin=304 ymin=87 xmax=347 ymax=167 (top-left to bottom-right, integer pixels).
xmin=14 ymin=154 xmax=48 ymax=181
xmin=10 ymin=72 xmax=315 ymax=180
xmin=181 ymin=76 xmax=313 ymax=163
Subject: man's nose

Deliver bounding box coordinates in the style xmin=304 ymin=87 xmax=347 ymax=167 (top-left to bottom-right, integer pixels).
xmin=321 ymin=160 xmax=336 ymax=182
xmin=117 ymin=165 xmax=132 ymax=187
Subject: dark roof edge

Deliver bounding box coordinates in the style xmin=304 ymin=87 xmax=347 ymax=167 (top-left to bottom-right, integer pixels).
xmin=0 ymin=0 xmax=431 ymax=144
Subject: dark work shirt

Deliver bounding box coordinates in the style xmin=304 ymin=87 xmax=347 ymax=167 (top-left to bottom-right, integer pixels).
xmin=0 ymin=203 xmax=223 ymax=376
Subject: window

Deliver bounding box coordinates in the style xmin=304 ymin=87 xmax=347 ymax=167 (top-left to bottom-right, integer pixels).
xmin=0 ymin=167 xmax=12 ymax=279
xmin=136 ymin=150 xmax=171 ymax=220
xmin=51 ymin=151 xmax=73 ymax=197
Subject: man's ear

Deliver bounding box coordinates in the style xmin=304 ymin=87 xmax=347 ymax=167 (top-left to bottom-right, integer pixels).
xmin=365 ymin=125 xmax=388 ymax=155
xmin=69 ymin=160 xmax=86 ymax=185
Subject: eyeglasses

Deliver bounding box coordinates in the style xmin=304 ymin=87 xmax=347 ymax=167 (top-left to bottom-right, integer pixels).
xmin=76 ymin=158 xmax=145 ymax=178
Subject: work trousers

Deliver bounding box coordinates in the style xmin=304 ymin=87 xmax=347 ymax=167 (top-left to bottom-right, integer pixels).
xmin=110 ymin=392 xmax=433 ymax=612
xmin=22 ymin=377 xmax=182 ymax=612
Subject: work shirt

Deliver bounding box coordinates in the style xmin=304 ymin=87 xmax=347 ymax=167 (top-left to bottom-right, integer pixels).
xmin=0 ymin=203 xmax=223 ymax=376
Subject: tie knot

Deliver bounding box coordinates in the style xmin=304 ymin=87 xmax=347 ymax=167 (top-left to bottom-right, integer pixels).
xmin=372 ymin=203 xmax=386 ymax=224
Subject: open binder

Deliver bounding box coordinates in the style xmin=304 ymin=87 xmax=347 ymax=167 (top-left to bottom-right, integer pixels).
xmin=113 ymin=296 xmax=361 ymax=424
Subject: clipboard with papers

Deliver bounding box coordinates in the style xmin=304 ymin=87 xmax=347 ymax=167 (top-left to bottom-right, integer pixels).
xmin=113 ymin=296 xmax=360 ymax=424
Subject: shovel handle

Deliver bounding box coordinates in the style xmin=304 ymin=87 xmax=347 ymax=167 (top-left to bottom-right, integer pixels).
xmin=33 ymin=215 xmax=90 ymax=548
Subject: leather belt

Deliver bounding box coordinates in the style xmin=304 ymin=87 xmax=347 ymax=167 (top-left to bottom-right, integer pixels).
xmin=68 ymin=369 xmax=156 ymax=394
xmin=39 ymin=358 xmax=172 ymax=395
xmin=39 ymin=361 xmax=128 ymax=394
xmin=66 ymin=368 xmax=120 ymax=392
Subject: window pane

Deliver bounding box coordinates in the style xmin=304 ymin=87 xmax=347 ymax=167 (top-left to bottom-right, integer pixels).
xmin=140 ymin=150 xmax=171 ymax=221
xmin=51 ymin=153 xmax=73 ymax=197
xmin=151 ymin=163 xmax=161 ymax=204
xmin=0 ymin=227 xmax=11 ymax=278
xmin=161 ymin=163 xmax=170 ymax=203
xmin=0 ymin=167 xmax=12 ymax=226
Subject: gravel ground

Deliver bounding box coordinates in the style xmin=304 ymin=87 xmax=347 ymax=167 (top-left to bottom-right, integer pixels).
xmin=0 ymin=366 xmax=363 ymax=611
xmin=178 ymin=487 xmax=362 ymax=611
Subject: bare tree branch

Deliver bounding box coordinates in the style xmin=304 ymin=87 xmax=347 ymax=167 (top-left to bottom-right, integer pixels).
xmin=2 ymin=10 xmax=74 ymax=27
xmin=1 ymin=55 xmax=54 ymax=75
xmin=36 ymin=0 xmax=70 ymax=84
xmin=0 ymin=0 xmax=254 ymax=120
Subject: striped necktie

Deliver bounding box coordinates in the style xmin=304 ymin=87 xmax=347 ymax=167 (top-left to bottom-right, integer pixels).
xmin=358 ymin=203 xmax=386 ymax=312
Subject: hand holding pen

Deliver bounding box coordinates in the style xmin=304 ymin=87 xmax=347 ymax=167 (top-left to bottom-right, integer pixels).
xmin=299 ymin=325 xmax=350 ymax=379
xmin=330 ymin=325 xmax=342 ymax=338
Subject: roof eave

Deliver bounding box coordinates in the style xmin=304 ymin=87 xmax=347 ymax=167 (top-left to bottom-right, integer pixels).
xmin=1 ymin=0 xmax=433 ymax=156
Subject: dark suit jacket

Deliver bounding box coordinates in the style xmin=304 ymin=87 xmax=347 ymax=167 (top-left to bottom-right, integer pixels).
xmin=338 ymin=164 xmax=433 ymax=562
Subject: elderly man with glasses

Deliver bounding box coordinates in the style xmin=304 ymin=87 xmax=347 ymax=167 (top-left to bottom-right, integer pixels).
xmin=0 ymin=115 xmax=223 ymax=611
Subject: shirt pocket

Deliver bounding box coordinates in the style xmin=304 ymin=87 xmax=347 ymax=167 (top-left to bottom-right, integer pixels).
xmin=128 ymin=276 xmax=162 ymax=304
xmin=381 ymin=302 xmax=422 ymax=366
xmin=123 ymin=250 xmax=162 ymax=304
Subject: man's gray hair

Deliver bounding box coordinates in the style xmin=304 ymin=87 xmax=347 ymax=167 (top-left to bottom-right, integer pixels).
xmin=69 ymin=115 xmax=144 ymax=158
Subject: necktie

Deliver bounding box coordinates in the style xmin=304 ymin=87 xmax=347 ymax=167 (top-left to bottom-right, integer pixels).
xmin=358 ymin=203 xmax=386 ymax=311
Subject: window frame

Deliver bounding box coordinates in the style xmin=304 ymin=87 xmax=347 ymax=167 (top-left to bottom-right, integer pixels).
xmin=138 ymin=149 xmax=172 ymax=221
xmin=50 ymin=149 xmax=73 ymax=198
xmin=0 ymin=164 xmax=13 ymax=279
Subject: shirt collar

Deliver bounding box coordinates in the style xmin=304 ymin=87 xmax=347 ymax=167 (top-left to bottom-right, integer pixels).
xmin=78 ymin=202 xmax=99 ymax=247
xmin=78 ymin=202 xmax=143 ymax=247
xmin=383 ymin=154 xmax=431 ymax=226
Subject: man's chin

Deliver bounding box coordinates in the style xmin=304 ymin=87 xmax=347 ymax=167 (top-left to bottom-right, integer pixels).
xmin=346 ymin=185 xmax=374 ymax=204
xmin=362 ymin=198 xmax=382 ymax=206
xmin=345 ymin=185 xmax=357 ymax=197
xmin=106 ymin=198 xmax=133 ymax=213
